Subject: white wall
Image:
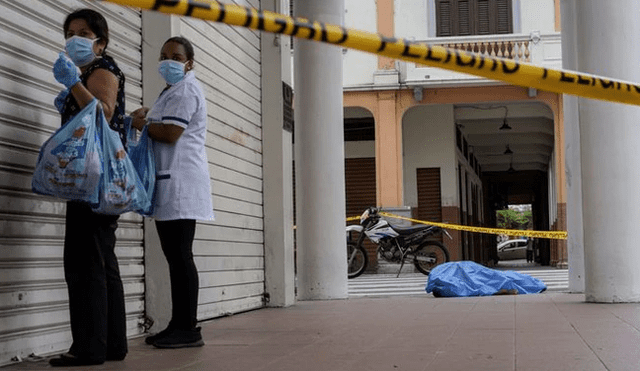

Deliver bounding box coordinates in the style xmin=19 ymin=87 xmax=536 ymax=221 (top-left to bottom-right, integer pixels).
xmin=343 ymin=0 xmax=378 ymax=87
xmin=402 ymin=105 xmax=457 ymax=208
xmin=395 ymin=0 xmax=429 ymax=40
xmin=519 ymin=0 xmax=556 ymax=34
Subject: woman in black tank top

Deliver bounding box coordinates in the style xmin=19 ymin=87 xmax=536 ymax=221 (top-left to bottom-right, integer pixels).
xmin=49 ymin=8 xmax=128 ymax=367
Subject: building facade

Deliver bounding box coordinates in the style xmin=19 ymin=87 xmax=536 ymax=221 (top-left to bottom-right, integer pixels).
xmin=0 ymin=0 xmax=580 ymax=365
xmin=342 ymin=0 xmax=567 ymax=268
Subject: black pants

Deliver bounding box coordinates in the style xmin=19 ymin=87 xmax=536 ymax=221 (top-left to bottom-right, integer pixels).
xmin=63 ymin=202 xmax=127 ymax=361
xmin=155 ymin=219 xmax=199 ymax=330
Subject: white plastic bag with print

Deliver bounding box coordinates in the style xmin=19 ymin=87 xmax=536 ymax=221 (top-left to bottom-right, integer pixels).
xmin=92 ymin=107 xmax=151 ymax=215
xmin=31 ymin=99 xmax=102 ymax=205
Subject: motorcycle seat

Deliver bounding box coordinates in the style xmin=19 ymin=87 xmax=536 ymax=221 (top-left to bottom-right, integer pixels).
xmin=389 ymin=223 xmax=434 ymax=236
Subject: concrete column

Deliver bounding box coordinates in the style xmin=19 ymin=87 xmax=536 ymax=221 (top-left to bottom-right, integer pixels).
xmin=376 ymin=0 xmax=395 ymax=70
xmin=262 ymin=0 xmax=295 ymax=307
xmin=142 ymin=11 xmax=181 ymax=332
xmin=552 ymin=98 xmax=568 ymax=269
xmin=293 ymin=0 xmax=347 ymax=300
xmin=376 ymin=92 xmax=402 ymax=207
xmin=564 ymin=0 xmax=640 ymax=302
xmin=560 ymin=0 xmax=585 ymax=292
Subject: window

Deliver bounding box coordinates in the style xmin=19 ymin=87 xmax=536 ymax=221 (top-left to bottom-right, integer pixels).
xmin=435 ymin=0 xmax=513 ymax=37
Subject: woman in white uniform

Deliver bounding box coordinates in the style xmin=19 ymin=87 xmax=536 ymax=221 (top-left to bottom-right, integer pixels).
xmin=131 ymin=36 xmax=213 ymax=349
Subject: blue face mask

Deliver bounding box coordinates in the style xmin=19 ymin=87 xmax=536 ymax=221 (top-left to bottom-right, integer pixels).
xmin=65 ymin=36 xmax=98 ymax=67
xmin=158 ymin=60 xmax=186 ymax=85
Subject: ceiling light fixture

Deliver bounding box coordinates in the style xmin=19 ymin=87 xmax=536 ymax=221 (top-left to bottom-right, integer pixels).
xmin=499 ymin=120 xmax=512 ymax=130
xmin=499 ymin=106 xmax=512 ymax=130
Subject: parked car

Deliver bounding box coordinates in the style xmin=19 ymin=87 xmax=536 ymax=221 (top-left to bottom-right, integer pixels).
xmin=496 ymin=239 xmax=529 ymax=260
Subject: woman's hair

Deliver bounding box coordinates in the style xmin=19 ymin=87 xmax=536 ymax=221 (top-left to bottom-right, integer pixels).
xmin=63 ymin=8 xmax=110 ymax=54
xmin=164 ymin=36 xmax=195 ymax=61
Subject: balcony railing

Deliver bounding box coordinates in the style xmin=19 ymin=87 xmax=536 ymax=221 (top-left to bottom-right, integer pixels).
xmin=398 ymin=32 xmax=562 ymax=87
xmin=429 ymin=33 xmax=532 ymax=62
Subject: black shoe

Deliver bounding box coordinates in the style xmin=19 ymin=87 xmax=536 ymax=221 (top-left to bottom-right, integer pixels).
xmin=151 ymin=327 xmax=204 ymax=349
xmin=145 ymin=325 xmax=175 ymax=345
xmin=49 ymin=353 xmax=104 ymax=367
xmin=106 ymin=352 xmax=127 ymax=361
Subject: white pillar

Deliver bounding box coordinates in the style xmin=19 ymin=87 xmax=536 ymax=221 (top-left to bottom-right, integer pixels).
xmin=262 ymin=0 xmax=296 ymax=307
xmin=560 ymin=1 xmax=585 ymax=293
xmin=565 ymin=0 xmax=640 ymax=302
xmin=294 ymin=0 xmax=348 ymax=300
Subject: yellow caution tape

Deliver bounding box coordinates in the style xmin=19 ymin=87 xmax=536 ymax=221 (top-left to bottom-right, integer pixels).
xmin=311 ymin=213 xmax=568 ymax=240
xmin=378 ymin=212 xmax=567 ymax=240
xmin=98 ymin=0 xmax=640 ymax=106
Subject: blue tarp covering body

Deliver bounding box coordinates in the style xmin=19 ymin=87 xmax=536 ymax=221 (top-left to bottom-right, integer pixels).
xmin=426 ymin=261 xmax=547 ymax=297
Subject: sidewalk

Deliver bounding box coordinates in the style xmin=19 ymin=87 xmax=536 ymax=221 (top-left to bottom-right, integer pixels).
xmin=6 ymin=292 xmax=640 ymax=370
xmin=494 ymin=259 xmax=550 ymax=270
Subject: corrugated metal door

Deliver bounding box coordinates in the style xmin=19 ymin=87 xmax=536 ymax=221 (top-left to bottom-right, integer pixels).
xmin=345 ymin=158 xmax=376 ymax=219
xmin=345 ymin=158 xmax=376 ymax=269
xmin=0 ymin=0 xmax=143 ymax=365
xmin=178 ymin=1 xmax=265 ymax=320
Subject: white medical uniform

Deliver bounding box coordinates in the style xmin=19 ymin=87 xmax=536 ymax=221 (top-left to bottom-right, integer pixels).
xmin=147 ymin=71 xmax=214 ymax=221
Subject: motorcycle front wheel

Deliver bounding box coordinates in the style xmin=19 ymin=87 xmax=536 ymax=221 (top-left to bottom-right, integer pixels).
xmin=347 ymin=243 xmax=368 ymax=279
xmin=413 ymin=241 xmax=450 ymax=275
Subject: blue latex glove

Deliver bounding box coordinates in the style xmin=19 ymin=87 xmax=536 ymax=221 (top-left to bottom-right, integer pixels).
xmin=53 ymin=52 xmax=81 ymax=89
xmin=54 ymin=89 xmax=69 ymax=113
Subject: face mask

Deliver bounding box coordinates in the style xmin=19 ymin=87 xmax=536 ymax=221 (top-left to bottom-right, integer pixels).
xmin=158 ymin=60 xmax=186 ymax=85
xmin=65 ymin=36 xmax=98 ymax=67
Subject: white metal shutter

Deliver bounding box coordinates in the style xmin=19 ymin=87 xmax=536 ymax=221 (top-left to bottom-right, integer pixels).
xmin=179 ymin=0 xmax=265 ymax=320
xmin=0 ymin=0 xmax=143 ymax=365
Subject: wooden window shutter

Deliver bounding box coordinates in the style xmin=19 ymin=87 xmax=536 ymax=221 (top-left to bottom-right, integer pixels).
xmin=456 ymin=0 xmax=473 ymax=36
xmin=476 ymin=0 xmax=491 ymax=34
xmin=417 ymin=168 xmax=443 ymax=242
xmin=436 ymin=0 xmax=454 ymax=37
xmin=436 ymin=0 xmax=512 ymax=36
xmin=495 ymin=0 xmax=513 ymax=34
xmin=345 ymin=158 xmax=377 ymax=221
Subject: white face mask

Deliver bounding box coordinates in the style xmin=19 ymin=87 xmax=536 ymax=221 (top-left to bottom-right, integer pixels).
xmin=65 ymin=36 xmax=99 ymax=67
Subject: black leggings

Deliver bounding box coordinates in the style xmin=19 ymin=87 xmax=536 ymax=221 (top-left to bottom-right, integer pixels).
xmin=64 ymin=201 xmax=127 ymax=361
xmin=155 ymin=219 xmax=199 ymax=330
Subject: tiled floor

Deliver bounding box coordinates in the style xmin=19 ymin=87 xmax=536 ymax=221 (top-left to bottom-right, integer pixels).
xmin=6 ymin=292 xmax=640 ymax=371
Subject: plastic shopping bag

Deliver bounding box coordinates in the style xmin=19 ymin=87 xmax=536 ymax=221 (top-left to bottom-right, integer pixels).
xmin=125 ymin=118 xmax=156 ymax=216
xmin=31 ymin=99 xmax=102 ymax=205
xmin=91 ymin=108 xmax=152 ymax=215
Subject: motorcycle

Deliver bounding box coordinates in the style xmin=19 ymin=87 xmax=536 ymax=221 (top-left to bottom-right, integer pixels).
xmin=346 ymin=207 xmax=452 ymax=278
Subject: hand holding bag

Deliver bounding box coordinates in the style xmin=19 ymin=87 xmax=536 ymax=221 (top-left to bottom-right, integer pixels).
xmin=91 ymin=107 xmax=152 ymax=215
xmin=125 ymin=119 xmax=156 ymax=216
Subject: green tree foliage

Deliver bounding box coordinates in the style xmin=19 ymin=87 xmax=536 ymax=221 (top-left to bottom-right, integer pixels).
xmin=496 ymin=209 xmax=532 ymax=230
